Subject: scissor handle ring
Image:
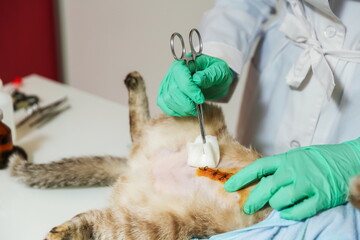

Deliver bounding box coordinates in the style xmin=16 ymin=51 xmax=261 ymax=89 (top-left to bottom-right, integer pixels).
xmin=170 ymin=32 xmax=186 ymax=61
xmin=189 ymin=28 xmax=203 ymax=56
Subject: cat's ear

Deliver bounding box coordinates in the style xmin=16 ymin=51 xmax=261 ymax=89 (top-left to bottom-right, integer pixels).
xmin=349 ymin=175 xmax=360 ymax=209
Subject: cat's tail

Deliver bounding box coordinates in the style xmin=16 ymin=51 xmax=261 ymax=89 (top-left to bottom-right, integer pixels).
xmin=349 ymin=175 xmax=360 ymax=209
xmin=8 ymin=152 xmax=128 ymax=188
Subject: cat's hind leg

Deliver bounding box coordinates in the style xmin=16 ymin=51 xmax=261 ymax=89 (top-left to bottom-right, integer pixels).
xmin=124 ymin=71 xmax=150 ymax=142
xmin=45 ymin=209 xmax=117 ymax=240
xmin=349 ymin=175 xmax=360 ymax=209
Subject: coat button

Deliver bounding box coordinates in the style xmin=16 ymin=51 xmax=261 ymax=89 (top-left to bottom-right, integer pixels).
xmin=324 ymin=26 xmax=337 ymax=38
xmin=290 ymin=140 xmax=301 ymax=148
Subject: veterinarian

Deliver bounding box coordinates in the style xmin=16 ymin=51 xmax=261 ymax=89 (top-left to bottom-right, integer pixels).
xmin=157 ymin=0 xmax=360 ymax=221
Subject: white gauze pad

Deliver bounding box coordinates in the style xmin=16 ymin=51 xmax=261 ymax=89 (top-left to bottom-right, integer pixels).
xmin=187 ymin=135 xmax=220 ymax=168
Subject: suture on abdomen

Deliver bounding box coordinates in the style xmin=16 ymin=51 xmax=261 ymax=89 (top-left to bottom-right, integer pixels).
xmin=196 ymin=167 xmax=234 ymax=183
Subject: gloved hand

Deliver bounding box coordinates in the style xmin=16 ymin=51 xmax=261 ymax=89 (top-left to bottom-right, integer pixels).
xmin=157 ymin=54 xmax=233 ymax=117
xmin=224 ymin=138 xmax=360 ymax=220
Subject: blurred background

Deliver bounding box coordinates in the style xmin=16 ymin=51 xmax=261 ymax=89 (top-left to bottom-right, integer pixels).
xmin=0 ymin=0 xmax=245 ymax=134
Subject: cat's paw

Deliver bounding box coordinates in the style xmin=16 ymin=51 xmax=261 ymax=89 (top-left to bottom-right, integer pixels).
xmin=349 ymin=175 xmax=360 ymax=209
xmin=44 ymin=221 xmax=94 ymax=240
xmin=44 ymin=225 xmax=72 ymax=240
xmin=124 ymin=71 xmax=143 ymax=90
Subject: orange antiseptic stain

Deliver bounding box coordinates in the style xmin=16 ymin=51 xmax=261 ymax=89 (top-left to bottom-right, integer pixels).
xmin=196 ymin=167 xmax=253 ymax=208
xmin=196 ymin=167 xmax=235 ymax=183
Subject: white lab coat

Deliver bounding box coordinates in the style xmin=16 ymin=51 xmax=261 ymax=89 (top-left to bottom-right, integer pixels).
xmin=200 ymin=0 xmax=360 ymax=156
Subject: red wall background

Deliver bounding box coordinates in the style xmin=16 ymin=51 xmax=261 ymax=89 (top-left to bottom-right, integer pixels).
xmin=0 ymin=0 xmax=60 ymax=84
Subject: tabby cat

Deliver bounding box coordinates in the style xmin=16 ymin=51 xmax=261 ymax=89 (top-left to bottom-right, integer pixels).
xmin=9 ymin=72 xmax=360 ymax=239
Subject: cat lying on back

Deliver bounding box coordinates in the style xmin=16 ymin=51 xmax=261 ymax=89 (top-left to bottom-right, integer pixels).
xmin=9 ymin=72 xmax=360 ymax=240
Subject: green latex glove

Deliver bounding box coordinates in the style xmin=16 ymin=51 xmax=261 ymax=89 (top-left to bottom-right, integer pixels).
xmin=224 ymin=138 xmax=360 ymax=220
xmin=157 ymin=54 xmax=233 ymax=117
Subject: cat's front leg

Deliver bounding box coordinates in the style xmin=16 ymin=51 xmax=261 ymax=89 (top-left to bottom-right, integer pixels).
xmin=45 ymin=209 xmax=116 ymax=240
xmin=46 ymin=223 xmax=88 ymax=240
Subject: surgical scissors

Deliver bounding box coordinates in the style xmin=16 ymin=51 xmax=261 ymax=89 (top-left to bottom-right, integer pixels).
xmin=170 ymin=28 xmax=206 ymax=144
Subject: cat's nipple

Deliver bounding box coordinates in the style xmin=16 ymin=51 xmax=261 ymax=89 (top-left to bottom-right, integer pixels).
xmin=232 ymin=193 xmax=240 ymax=201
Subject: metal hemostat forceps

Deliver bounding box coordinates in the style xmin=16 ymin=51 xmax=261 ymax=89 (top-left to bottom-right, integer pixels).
xmin=16 ymin=96 xmax=70 ymax=128
xmin=170 ymin=28 xmax=206 ymax=144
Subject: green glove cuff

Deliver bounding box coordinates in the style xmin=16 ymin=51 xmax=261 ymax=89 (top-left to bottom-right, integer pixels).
xmin=344 ymin=137 xmax=360 ymax=152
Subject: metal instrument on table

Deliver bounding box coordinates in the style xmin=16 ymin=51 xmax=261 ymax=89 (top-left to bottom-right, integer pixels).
xmin=15 ymin=93 xmax=70 ymax=128
xmin=170 ymin=28 xmax=206 ymax=144
xmin=12 ymin=90 xmax=40 ymax=111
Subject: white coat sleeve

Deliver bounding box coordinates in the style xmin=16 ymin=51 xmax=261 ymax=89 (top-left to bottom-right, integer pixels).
xmin=200 ymin=0 xmax=279 ymax=75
